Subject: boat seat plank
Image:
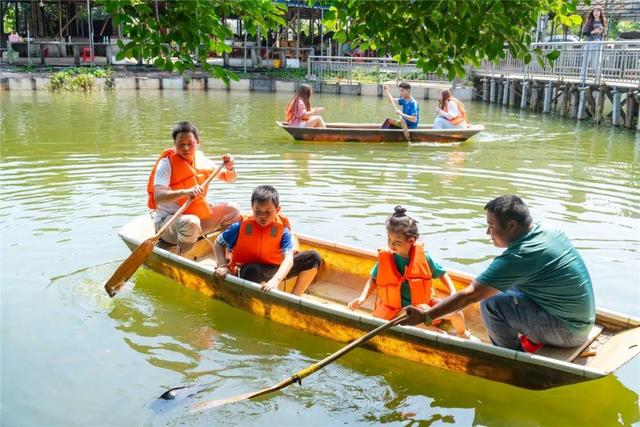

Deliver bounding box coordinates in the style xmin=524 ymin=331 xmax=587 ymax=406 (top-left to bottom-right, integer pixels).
xmin=307 ymin=280 xmax=374 ymax=309
xmin=536 ymin=325 xmax=603 ymax=361
xmin=586 ymin=326 xmax=640 ymax=372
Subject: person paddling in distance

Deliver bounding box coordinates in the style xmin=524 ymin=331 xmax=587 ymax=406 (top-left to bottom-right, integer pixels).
xmin=347 ymin=206 xmax=477 ymax=340
xmin=401 ymin=196 xmax=595 ymax=353
xmin=433 ymin=89 xmax=468 ymax=129
xmin=381 ymin=82 xmax=419 ymax=129
xmin=147 ymin=121 xmax=240 ymax=255
xmin=284 ymin=83 xmax=326 ymax=128
xmin=213 ymin=185 xmax=323 ymax=296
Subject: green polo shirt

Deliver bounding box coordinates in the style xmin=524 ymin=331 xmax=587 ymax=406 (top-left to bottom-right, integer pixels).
xmin=476 ymin=224 xmax=595 ymax=334
xmin=371 ymin=252 xmax=446 ymax=307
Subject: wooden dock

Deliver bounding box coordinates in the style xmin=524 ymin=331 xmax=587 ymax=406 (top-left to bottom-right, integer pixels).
xmin=473 ymin=41 xmax=639 ymax=130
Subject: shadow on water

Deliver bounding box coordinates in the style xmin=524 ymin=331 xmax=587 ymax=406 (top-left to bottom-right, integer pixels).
xmin=54 ymin=265 xmax=639 ymax=426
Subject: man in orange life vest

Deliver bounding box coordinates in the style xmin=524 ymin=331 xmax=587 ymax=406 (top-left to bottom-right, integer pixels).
xmin=212 ymin=185 xmax=322 ymax=296
xmin=147 ymin=121 xmax=240 ymax=254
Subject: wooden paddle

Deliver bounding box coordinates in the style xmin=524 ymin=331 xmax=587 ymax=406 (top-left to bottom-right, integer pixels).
xmin=191 ymin=312 xmax=409 ymax=412
xmin=384 ymin=86 xmax=412 ymax=143
xmin=104 ymin=163 xmax=226 ymax=298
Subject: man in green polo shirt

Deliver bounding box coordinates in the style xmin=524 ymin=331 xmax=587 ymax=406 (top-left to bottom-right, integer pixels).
xmin=402 ymin=195 xmax=595 ymax=352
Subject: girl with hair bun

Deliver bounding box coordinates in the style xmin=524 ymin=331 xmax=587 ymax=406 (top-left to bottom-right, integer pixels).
xmin=348 ymin=206 xmax=477 ymax=340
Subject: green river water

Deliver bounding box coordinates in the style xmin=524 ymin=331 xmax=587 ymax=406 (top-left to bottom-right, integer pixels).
xmin=1 ymin=89 xmax=638 ymax=426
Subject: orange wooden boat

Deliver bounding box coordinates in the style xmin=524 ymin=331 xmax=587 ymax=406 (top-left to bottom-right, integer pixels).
xmin=277 ymin=121 xmax=484 ymax=143
xmin=116 ymin=215 xmax=640 ymax=390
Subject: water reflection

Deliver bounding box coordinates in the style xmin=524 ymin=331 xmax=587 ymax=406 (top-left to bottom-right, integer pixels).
xmin=98 ymin=268 xmax=640 ymax=426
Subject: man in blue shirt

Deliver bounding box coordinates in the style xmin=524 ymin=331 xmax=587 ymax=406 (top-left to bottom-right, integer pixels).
xmin=381 ymin=82 xmax=420 ymax=129
xmin=402 ymin=195 xmax=595 ymax=352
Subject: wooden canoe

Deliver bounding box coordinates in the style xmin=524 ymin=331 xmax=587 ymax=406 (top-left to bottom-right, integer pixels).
xmin=118 ymin=215 xmax=640 ymax=390
xmin=276 ymin=121 xmax=484 ymax=143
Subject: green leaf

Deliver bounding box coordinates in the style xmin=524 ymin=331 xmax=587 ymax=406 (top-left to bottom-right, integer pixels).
xmin=447 ymin=66 xmax=456 ymax=81
xmin=546 ymin=50 xmax=560 ymax=61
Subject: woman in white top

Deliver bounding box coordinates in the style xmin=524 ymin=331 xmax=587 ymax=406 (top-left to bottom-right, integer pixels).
xmin=433 ymin=89 xmax=468 ymax=130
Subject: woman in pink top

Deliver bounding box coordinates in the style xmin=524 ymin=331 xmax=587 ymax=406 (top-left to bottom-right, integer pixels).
xmin=284 ymin=84 xmax=326 ymax=128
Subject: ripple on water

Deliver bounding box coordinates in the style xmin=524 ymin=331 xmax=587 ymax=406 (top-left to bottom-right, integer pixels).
xmin=2 ymin=91 xmax=639 ymax=426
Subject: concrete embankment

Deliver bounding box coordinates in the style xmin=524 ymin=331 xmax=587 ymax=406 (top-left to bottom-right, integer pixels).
xmin=0 ymin=72 xmax=475 ymax=100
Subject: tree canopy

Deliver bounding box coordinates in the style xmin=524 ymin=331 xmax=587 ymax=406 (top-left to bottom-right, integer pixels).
xmin=99 ymin=0 xmax=582 ymax=81
xmin=323 ymin=0 xmax=582 ymax=80
xmin=100 ymin=0 xmax=287 ymax=81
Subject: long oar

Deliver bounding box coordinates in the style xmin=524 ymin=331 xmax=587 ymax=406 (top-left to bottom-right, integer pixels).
xmin=104 ymin=163 xmax=226 ymax=297
xmin=192 ymin=312 xmax=409 ymax=412
xmin=384 ymin=88 xmax=412 ymax=143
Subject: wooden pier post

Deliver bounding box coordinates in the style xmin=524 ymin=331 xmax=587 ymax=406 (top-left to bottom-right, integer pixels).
xmin=585 ymin=87 xmax=596 ymax=118
xmin=520 ymin=81 xmax=528 ymax=109
xmin=502 ymin=79 xmax=510 ymax=105
xmin=559 ymin=84 xmax=570 ymax=118
xmin=593 ymin=90 xmax=602 ymax=124
xmin=490 ymin=79 xmax=496 ymax=103
xmin=577 ymin=86 xmax=587 ymax=120
xmin=543 ymin=81 xmax=552 ymax=113
xmin=509 ymin=80 xmax=517 ymax=106
xmin=637 ymin=93 xmax=640 ymax=131
xmin=569 ymin=86 xmax=579 ymax=119
xmin=530 ymin=83 xmax=540 ymax=112
xmin=595 ymin=85 xmax=606 ymax=124
xmin=612 ymin=88 xmax=621 ymax=126
xmin=626 ymin=92 xmax=637 ymax=129
xmin=482 ymin=78 xmax=489 ymax=102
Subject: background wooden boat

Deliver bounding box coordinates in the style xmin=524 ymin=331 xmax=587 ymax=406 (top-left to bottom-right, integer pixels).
xmin=118 ymin=215 xmax=640 ymax=390
xmin=276 ymin=121 xmax=484 ymax=143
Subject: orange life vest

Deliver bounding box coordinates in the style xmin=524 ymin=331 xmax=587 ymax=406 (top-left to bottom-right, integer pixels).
xmin=444 ymin=97 xmax=468 ymax=125
xmin=373 ymin=244 xmax=434 ymax=320
xmin=232 ymin=214 xmax=292 ymax=267
xmin=146 ymin=148 xmax=213 ymax=220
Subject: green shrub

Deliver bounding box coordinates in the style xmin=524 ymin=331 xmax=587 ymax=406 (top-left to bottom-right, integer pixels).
xmin=70 ymin=73 xmax=95 ymax=91
xmin=49 ymin=72 xmax=68 ymax=91
xmin=49 ymin=69 xmax=97 ymax=92
xmin=91 ymin=67 xmax=112 ymax=78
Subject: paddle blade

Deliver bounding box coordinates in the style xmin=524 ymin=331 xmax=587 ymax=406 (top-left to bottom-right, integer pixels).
xmin=191 ymin=391 xmax=258 ymax=412
xmin=191 ymin=380 xmax=291 ymax=412
xmin=104 ymin=237 xmax=158 ymax=297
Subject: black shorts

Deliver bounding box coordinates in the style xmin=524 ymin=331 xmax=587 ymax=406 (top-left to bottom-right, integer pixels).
xmin=238 ymin=250 xmax=322 ymax=283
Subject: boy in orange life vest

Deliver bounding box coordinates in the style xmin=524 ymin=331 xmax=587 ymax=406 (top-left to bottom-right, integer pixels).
xmin=148 ymin=121 xmax=241 ymax=254
xmin=213 ymin=185 xmax=322 ymax=296
xmin=347 ymin=206 xmax=475 ymax=339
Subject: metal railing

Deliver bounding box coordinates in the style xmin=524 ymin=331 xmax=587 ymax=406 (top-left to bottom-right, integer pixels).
xmin=307 ymin=55 xmax=447 ymax=85
xmin=5 ymin=40 xmax=121 ymax=66
xmin=475 ymin=41 xmax=640 ymax=86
